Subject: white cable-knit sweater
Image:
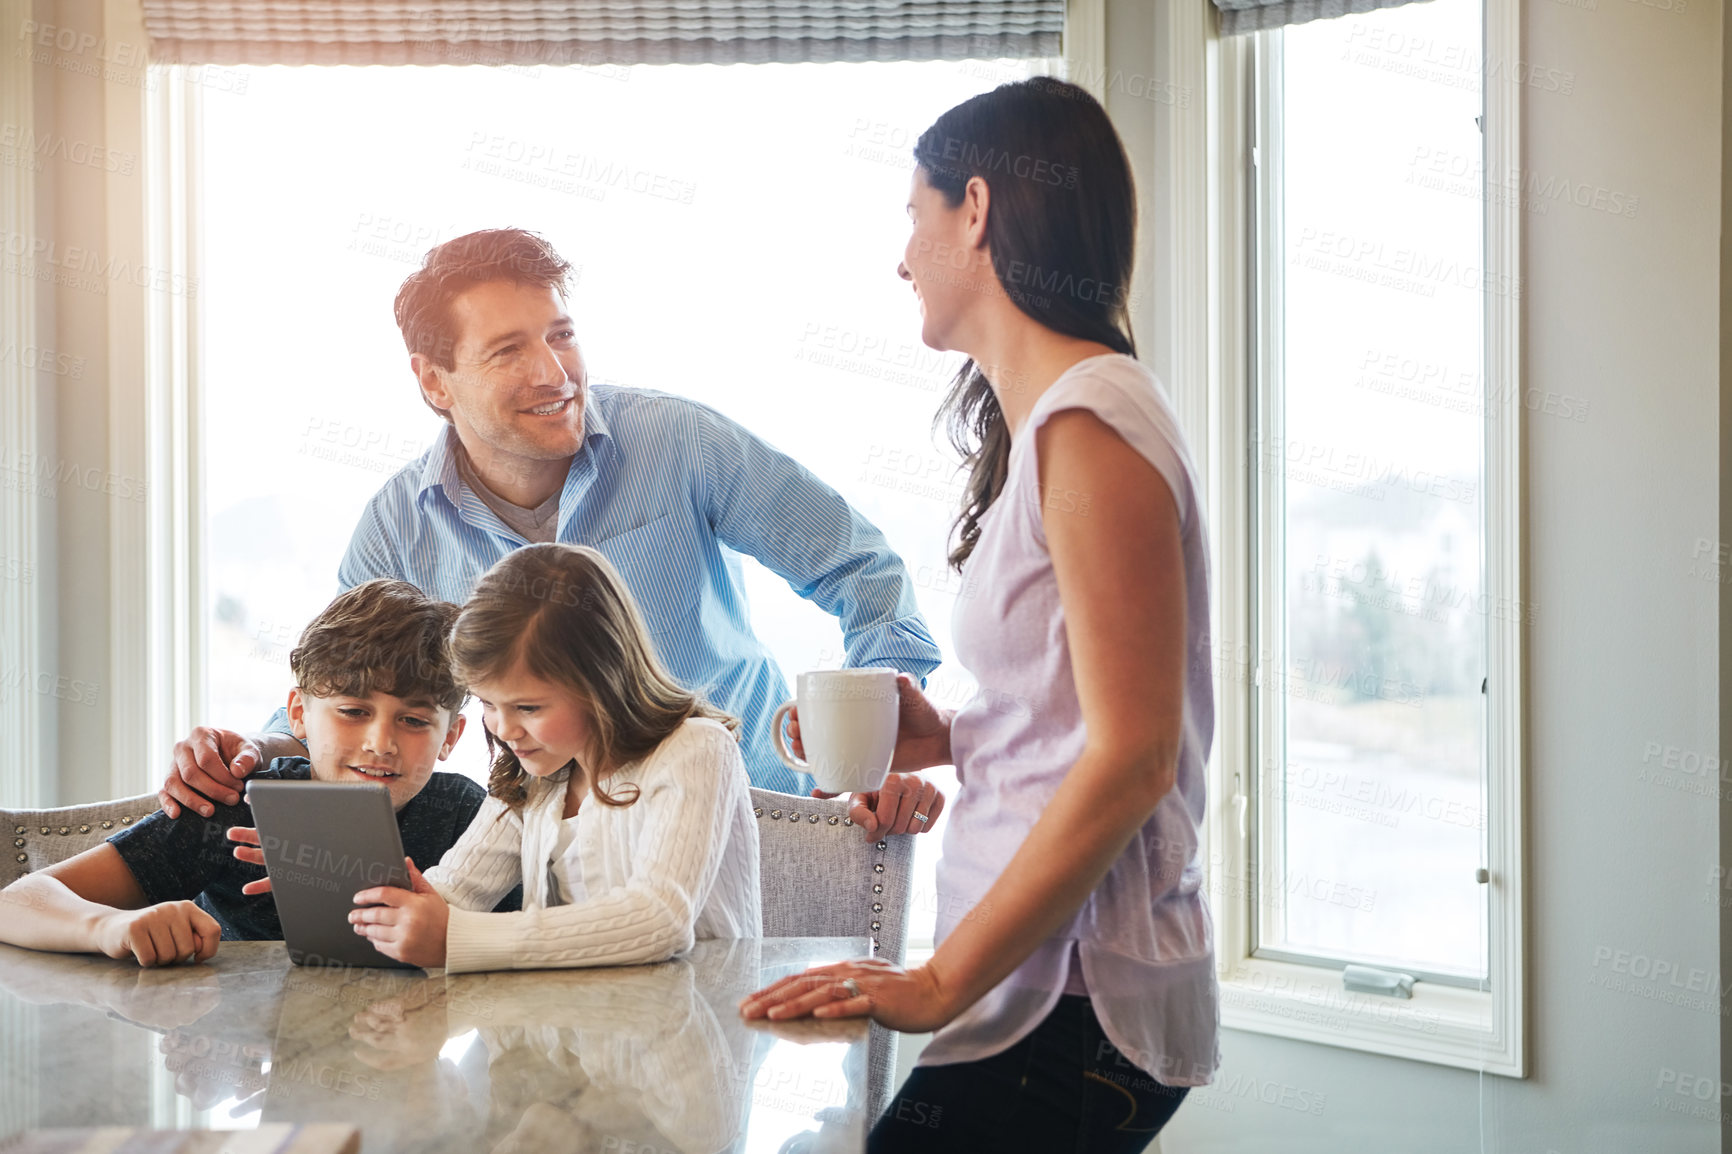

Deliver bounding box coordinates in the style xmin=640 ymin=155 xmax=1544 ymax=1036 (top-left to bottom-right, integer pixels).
xmin=425 ymin=717 xmax=763 ymax=973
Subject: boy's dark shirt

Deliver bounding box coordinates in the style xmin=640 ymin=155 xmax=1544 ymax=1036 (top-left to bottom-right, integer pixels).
xmin=108 ymin=757 xmax=518 ymax=940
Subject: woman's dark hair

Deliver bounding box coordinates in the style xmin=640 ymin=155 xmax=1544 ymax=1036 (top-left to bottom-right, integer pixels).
xmin=450 ymin=543 xmax=738 ymax=811
xmin=913 ymin=77 xmax=1139 ymax=570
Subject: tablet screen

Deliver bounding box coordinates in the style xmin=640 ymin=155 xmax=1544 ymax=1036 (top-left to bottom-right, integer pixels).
xmin=247 ymin=780 xmax=419 ymax=969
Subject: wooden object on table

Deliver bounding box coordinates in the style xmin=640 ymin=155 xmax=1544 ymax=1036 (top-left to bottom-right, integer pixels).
xmin=0 ymin=1124 xmax=359 ymax=1154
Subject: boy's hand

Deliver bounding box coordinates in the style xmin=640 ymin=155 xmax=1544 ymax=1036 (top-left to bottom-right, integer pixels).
xmin=94 ymin=901 xmax=221 ymax=967
xmin=160 ymin=727 xmax=262 ymax=819
xmin=350 ymin=859 xmax=448 ymax=968
xmin=227 ymin=828 xmax=273 ymax=895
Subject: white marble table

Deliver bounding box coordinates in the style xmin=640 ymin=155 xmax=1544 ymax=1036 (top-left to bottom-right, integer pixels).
xmin=0 ymin=938 xmax=872 ymax=1154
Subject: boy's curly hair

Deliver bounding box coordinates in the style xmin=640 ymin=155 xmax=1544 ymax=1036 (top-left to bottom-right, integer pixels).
xmin=290 ymin=579 xmax=465 ymax=713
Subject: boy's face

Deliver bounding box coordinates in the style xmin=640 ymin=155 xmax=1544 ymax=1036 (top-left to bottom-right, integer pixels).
xmin=286 ymin=688 xmax=466 ymax=811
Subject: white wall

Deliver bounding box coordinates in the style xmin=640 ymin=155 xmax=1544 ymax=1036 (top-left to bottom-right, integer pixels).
xmin=2 ymin=0 xmax=157 ymax=803
xmin=3 ymin=0 xmax=153 ymax=807
xmin=1164 ymin=0 xmax=1725 ymax=1150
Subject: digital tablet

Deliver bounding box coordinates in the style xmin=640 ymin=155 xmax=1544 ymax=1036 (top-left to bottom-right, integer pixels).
xmin=246 ymin=779 xmax=419 ymax=969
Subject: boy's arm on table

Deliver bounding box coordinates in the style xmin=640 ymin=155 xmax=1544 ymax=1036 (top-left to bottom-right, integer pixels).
xmin=0 ymin=843 xmax=220 ymax=965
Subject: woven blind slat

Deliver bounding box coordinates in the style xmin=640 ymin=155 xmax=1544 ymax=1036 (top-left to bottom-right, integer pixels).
xmin=140 ymin=0 xmax=1064 ymax=65
xmin=1213 ymin=0 xmax=1433 ymax=36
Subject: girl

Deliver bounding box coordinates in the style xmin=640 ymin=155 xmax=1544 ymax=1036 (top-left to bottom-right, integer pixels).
xmin=350 ymin=543 xmax=762 ymax=971
xmin=740 ymin=77 xmax=1217 ymax=1151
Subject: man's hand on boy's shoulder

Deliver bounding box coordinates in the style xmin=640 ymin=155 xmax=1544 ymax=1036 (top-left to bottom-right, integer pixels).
xmin=159 ymin=727 xmax=265 ymax=820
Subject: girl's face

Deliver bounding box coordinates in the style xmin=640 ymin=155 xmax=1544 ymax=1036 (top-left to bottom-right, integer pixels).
xmin=898 ymin=167 xmax=993 ymax=352
xmin=471 ymin=660 xmax=598 ymax=778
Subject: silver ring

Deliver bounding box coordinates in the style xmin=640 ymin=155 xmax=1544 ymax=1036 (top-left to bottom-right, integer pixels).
xmin=912 ymin=811 xmax=929 ymax=824
xmin=840 ymin=977 xmax=862 ymax=999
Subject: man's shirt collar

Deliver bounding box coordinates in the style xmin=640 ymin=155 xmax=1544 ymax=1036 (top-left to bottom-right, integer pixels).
xmin=416 ymin=384 xmax=615 ymax=510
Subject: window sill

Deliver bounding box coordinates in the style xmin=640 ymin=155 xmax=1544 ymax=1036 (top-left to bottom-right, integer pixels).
xmin=1219 ymin=955 xmax=1521 ymax=1076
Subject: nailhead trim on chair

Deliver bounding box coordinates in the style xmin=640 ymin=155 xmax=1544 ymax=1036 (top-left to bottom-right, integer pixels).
xmin=9 ymin=808 xmax=148 ymax=874
xmin=757 ymin=802 xmax=890 ymax=956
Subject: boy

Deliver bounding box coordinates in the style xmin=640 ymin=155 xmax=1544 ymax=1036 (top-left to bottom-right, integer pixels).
xmin=0 ymin=580 xmax=494 ymax=966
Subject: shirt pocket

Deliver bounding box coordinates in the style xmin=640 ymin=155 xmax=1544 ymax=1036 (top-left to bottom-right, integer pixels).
xmin=594 ymin=512 xmax=703 ymax=639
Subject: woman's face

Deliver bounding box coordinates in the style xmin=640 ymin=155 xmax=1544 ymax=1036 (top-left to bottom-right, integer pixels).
xmin=471 ymin=660 xmax=597 ymax=778
xmin=899 ymin=168 xmax=994 ymax=352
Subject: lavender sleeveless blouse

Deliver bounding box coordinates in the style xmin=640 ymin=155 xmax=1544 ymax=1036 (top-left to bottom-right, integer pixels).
xmin=918 ymin=355 xmax=1219 ymax=1087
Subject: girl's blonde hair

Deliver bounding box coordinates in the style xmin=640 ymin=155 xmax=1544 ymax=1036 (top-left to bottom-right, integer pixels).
xmin=451 ymin=543 xmax=738 ymax=810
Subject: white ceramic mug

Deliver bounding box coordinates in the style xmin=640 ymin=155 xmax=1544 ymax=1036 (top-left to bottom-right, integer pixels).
xmin=770 ymin=668 xmax=899 ymax=794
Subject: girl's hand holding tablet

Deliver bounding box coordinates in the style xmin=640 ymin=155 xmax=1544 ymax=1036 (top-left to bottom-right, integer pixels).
xmin=349 ymin=859 xmax=449 ymax=968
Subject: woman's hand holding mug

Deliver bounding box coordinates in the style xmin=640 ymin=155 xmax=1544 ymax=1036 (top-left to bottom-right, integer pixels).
xmin=777 ymin=670 xmax=952 ymax=837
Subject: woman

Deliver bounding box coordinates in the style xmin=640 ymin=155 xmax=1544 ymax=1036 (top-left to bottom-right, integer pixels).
xmin=740 ymin=77 xmax=1218 ymax=1151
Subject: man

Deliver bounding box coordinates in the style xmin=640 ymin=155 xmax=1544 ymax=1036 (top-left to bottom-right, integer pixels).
xmin=163 ymin=229 xmax=945 ymax=837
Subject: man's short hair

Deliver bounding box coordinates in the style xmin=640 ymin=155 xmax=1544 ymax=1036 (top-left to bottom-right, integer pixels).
xmin=290 ymin=579 xmax=465 ymax=714
xmin=393 ymin=228 xmax=574 ymax=420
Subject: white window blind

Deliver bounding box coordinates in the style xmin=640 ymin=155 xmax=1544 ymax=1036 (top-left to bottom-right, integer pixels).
xmin=1215 ymin=0 xmax=1431 ymax=36
xmin=140 ymin=0 xmax=1064 ymax=65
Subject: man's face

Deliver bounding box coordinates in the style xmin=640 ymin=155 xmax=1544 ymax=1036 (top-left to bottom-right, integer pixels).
xmin=287 ymin=687 xmax=466 ymax=811
xmin=416 ymin=280 xmax=589 ymax=477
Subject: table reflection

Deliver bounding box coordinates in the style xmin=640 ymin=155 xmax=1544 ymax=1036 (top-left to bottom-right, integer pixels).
xmin=0 ymin=938 xmax=870 ymax=1154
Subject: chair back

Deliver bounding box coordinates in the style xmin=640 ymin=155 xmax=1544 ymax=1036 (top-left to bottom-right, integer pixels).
xmin=750 ymin=788 xmax=914 ymax=965
xmin=751 ymin=787 xmax=917 ymax=1126
xmin=1 ymin=794 xmax=160 ymax=888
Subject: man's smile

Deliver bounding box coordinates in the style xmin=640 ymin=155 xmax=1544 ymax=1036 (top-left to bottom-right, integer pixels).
xmin=523 ymin=395 xmax=576 ymax=417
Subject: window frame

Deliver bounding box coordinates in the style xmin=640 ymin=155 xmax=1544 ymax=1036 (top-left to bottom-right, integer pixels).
xmin=1203 ymin=0 xmax=1527 ymax=1076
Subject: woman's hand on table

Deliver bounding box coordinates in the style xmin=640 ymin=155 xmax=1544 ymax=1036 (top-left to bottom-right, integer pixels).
xmin=94 ymin=900 xmax=221 ymax=968
xmin=350 ymin=859 xmax=448 ymax=968
xmin=739 ymin=957 xmax=956 ymax=1035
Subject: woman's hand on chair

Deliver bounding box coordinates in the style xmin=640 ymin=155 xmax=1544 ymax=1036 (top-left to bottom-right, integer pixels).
xmin=816 ymin=773 xmax=946 ymax=837
xmin=739 ymin=957 xmax=955 ymax=1034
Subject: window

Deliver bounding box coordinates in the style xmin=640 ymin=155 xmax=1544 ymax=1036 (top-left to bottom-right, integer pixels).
xmin=1255 ymin=0 xmax=1488 ymax=984
xmin=1212 ymin=0 xmax=1525 ymax=1073
xmin=199 ymin=57 xmax=1051 ymax=988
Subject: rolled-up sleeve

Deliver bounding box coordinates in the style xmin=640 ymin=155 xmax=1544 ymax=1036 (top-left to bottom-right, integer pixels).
xmin=694 ymin=403 xmax=942 ymax=679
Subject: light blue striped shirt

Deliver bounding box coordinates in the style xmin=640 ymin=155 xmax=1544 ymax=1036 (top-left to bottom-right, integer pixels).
xmin=281 ymin=382 xmax=941 ymax=795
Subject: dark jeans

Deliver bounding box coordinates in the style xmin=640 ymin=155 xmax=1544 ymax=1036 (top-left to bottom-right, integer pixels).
xmin=867 ymin=996 xmax=1190 ymax=1154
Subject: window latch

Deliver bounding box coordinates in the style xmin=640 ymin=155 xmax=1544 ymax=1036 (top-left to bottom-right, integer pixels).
xmin=1343 ymin=964 xmax=1415 ymax=999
